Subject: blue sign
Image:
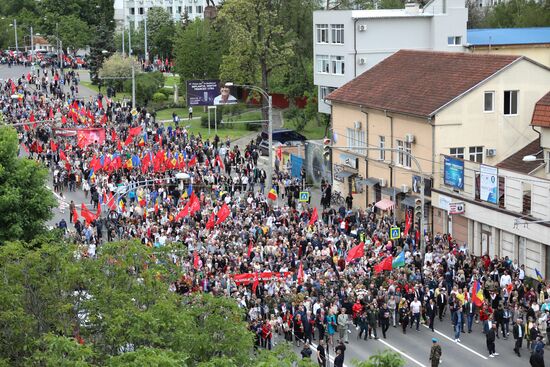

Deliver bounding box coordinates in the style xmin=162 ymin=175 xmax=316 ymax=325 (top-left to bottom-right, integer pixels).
xmin=186 ymin=79 xmax=220 ymax=106
xmin=444 ymin=157 xmax=464 ymax=190
xmin=299 ymin=191 xmax=310 ymax=202
xmin=290 ymin=154 xmax=304 ymax=179
xmin=390 ymin=227 xmax=401 ymax=240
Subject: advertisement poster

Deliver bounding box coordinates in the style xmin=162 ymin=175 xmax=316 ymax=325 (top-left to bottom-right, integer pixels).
xmin=412 ymin=175 xmax=432 ymax=196
xmin=444 ymin=157 xmax=464 ymax=190
xmin=480 ymin=164 xmax=498 ymax=204
xmin=186 ymin=79 xmax=220 ymax=106
xmin=76 ymin=128 xmax=106 ymax=148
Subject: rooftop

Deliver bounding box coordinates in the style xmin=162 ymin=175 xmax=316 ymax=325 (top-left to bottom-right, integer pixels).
xmin=496 ymin=139 xmax=544 ymax=175
xmin=467 ymin=27 xmax=550 ymax=46
xmin=326 ymin=50 xmax=521 ymax=118
xmin=531 ymin=91 xmax=550 ymax=128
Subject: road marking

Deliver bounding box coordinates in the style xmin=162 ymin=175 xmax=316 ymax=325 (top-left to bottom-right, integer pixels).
xmin=307 ymin=340 xmax=350 ymax=367
xmin=377 ymin=339 xmax=428 ymax=367
xmin=422 ymin=325 xmax=488 ymax=360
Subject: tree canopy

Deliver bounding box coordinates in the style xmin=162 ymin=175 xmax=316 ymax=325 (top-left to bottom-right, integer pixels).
xmin=0 ymin=127 xmax=56 ymax=243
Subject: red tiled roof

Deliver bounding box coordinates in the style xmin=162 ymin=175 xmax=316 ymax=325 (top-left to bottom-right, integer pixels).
xmin=326 ymin=50 xmax=521 ymax=117
xmin=496 ymin=139 xmax=543 ymax=174
xmin=531 ymin=91 xmax=550 ymax=128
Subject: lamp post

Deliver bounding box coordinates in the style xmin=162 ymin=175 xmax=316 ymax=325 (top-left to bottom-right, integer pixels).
xmin=225 ymin=82 xmax=273 ymax=192
xmin=30 ymin=26 xmax=34 ymax=63
xmin=331 ymin=145 xmax=427 ymax=252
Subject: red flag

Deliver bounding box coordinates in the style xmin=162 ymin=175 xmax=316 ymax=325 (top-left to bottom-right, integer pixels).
xmin=80 ymin=203 xmax=96 ymax=224
xmin=61 ymin=115 xmax=67 ymax=124
xmin=188 ymin=156 xmax=197 ymax=167
xmin=59 ymin=149 xmax=67 ymax=161
xmin=128 ymin=126 xmax=142 ymax=137
xmin=117 ymin=140 xmax=122 ymax=152
xmin=176 ymin=201 xmax=190 ymax=221
xmin=49 ymin=108 xmax=54 ymax=119
xmin=216 ymin=155 xmax=225 ymax=170
xmin=97 ymin=98 xmax=103 ymax=110
xmin=107 ymin=192 xmax=117 ymax=210
xmin=124 ymin=135 xmax=133 ymax=146
xmin=89 ymin=156 xmax=102 ymax=172
xmin=96 ymin=202 xmax=101 ymax=218
xmin=297 ymin=261 xmax=304 ymax=285
xmin=252 ymin=273 xmax=259 ymax=294
xmin=374 ymin=256 xmax=393 ymax=274
xmin=111 ymin=129 xmax=118 ymax=142
xmin=50 ymin=140 xmax=58 ymax=152
xmin=189 ymin=193 xmax=201 ymax=215
xmin=404 ymin=209 xmax=412 ymax=236
xmin=193 ymin=252 xmax=200 ymax=270
xmin=309 ymin=207 xmax=318 ymax=225
xmin=276 ymin=146 xmax=283 ymax=161
xmin=29 ymin=112 xmax=35 ymax=122
xmin=247 ymin=240 xmax=253 ymax=258
xmin=346 ymin=242 xmax=365 ymax=263
xmin=72 ymin=208 xmax=79 ymax=224
xmin=215 ymin=203 xmax=230 ymax=225
xmin=206 ymin=212 xmax=216 ymax=230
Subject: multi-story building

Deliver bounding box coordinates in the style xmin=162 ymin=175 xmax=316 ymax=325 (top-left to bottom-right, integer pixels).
xmin=313 ymin=0 xmax=468 ymax=113
xmin=114 ymin=0 xmax=220 ymax=28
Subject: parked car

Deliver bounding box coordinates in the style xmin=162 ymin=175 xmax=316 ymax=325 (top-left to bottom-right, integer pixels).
xmin=260 ymin=129 xmax=306 ymax=145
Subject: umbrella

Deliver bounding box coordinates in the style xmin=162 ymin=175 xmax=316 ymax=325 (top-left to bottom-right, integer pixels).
xmin=375 ymin=198 xmax=395 ymax=211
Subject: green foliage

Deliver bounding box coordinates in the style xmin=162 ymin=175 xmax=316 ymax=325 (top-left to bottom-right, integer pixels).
xmin=107 ymin=347 xmax=187 ymax=367
xmin=174 ymin=19 xmax=228 ymax=81
xmin=99 ymin=54 xmax=141 ymax=91
xmin=31 ymin=334 xmax=95 ymax=367
xmin=483 ymin=0 xmax=550 ymax=28
xmin=0 ymin=127 xmax=56 ymax=243
xmin=352 ymin=350 xmax=405 ymax=367
xmin=153 ymin=92 xmax=168 ymax=102
xmin=89 ymin=21 xmax=116 ymax=84
xmin=147 ymin=7 xmax=177 ymax=59
xmin=55 ymin=15 xmax=92 ymax=51
xmin=255 ymin=343 xmax=316 ymax=366
xmin=124 ymin=72 xmax=164 ymax=106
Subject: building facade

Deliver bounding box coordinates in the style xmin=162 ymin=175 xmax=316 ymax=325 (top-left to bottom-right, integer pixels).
xmin=313 ymin=0 xmax=468 ymax=113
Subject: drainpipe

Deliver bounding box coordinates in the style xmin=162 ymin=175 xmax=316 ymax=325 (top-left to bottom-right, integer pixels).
xmin=354 ymin=18 xmax=358 ymax=78
xmin=532 ymin=125 xmax=541 ymax=141
xmin=361 ymin=106 xmax=368 ymax=206
xmin=429 ymin=115 xmax=435 ymax=239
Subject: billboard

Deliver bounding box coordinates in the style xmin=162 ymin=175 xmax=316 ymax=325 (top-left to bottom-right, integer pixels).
xmin=444 ymin=156 xmax=464 ymax=190
xmin=186 ymin=79 xmax=238 ymax=106
xmin=186 ymin=79 xmax=219 ymax=106
xmin=480 ymin=164 xmax=498 ymax=204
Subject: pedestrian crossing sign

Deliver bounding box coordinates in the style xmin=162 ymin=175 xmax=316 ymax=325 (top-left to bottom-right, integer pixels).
xmin=299 ymin=191 xmax=310 ymax=202
xmin=390 ymin=227 xmax=401 ymax=240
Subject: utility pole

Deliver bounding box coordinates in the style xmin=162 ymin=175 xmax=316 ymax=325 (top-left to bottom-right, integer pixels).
xmin=30 ymin=26 xmax=34 ymax=63
xmin=144 ymin=14 xmax=148 ymax=63
xmin=14 ymin=19 xmax=18 ymax=54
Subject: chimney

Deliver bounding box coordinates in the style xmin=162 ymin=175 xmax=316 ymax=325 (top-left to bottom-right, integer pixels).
xmin=405 ymin=1 xmax=420 ymax=14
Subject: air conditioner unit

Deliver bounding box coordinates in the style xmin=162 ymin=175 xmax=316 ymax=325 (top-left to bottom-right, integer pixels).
xmin=404 ymin=134 xmax=415 ymax=144
xmin=401 ymin=184 xmax=410 ymax=193
xmin=486 ymin=148 xmax=497 ymax=157
xmin=358 ymin=58 xmax=366 ymax=65
xmin=378 ymin=178 xmax=387 ymax=187
xmin=358 ymin=24 xmax=367 ymax=31
xmin=354 ymin=121 xmax=362 ymax=130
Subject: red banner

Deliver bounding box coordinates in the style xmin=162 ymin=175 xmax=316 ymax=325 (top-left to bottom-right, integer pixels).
xmin=232 ymin=272 xmax=291 ymax=285
xmin=77 ymin=128 xmax=106 ymax=148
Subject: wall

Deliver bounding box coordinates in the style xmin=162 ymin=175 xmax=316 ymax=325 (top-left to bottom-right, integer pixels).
xmin=435 ymin=58 xmax=550 ymax=166
xmin=469 ymin=45 xmax=550 ymax=69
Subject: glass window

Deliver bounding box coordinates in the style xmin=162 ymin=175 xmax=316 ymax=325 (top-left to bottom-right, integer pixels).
xmin=469 ymin=146 xmax=483 ymax=163
xmin=449 ymin=147 xmax=464 ymax=159
xmin=330 ymin=55 xmax=345 ymax=75
xmin=504 ymin=90 xmax=518 ymax=115
xmin=331 ymin=24 xmax=344 ymax=44
xmin=316 ymin=24 xmax=329 ymax=43
xmin=320 ymin=86 xmax=336 ymax=100
xmin=397 ymin=140 xmax=412 ymax=167
xmin=196 ymin=6 xmax=203 ymax=13
xmin=167 ymin=7 xmax=173 ymax=14
xmin=316 ymin=55 xmax=329 ymax=74
xmin=186 ymin=6 xmax=193 ymax=13
xmin=484 ymin=91 xmax=494 ymax=112
xmin=346 ymin=128 xmax=366 ymax=154
xmin=178 ymin=6 xmax=182 ymax=13
xmin=130 ymin=7 xmax=135 ymax=15
xmin=139 ymin=7 xmax=144 ymax=15
xmin=379 ymin=136 xmax=385 ymax=160
xmin=447 ymin=36 xmax=462 ymax=45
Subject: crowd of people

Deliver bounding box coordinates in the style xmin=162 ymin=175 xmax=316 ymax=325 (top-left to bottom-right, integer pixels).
xmin=1 ymin=63 xmax=548 ymax=367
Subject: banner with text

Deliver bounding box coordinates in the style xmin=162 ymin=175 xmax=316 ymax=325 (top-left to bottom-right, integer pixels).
xmin=186 ymin=79 xmax=220 ymax=106
xmin=480 ymin=164 xmax=498 ymax=204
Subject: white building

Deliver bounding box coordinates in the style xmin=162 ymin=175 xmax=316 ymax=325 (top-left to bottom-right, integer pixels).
xmin=114 ymin=0 xmax=220 ymax=28
xmin=314 ymin=0 xmax=468 ymax=113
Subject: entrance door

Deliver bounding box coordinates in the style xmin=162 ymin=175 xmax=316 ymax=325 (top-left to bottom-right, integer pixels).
xmin=374 ymin=184 xmax=381 ymax=203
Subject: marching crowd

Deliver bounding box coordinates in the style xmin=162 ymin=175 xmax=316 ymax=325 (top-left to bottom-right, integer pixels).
xmin=2 ymin=64 xmax=549 ymax=367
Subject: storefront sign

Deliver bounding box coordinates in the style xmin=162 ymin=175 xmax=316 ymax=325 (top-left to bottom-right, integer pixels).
xmin=339 ymin=153 xmax=357 ymax=169
xmin=449 ymin=202 xmax=465 ymax=214
xmin=480 ymin=164 xmax=498 ymax=204
xmin=444 ymin=157 xmax=464 ymax=190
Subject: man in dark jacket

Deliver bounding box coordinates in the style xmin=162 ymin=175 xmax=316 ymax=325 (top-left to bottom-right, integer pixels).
xmin=513 ymin=318 xmax=524 ymax=357
xmin=530 ymin=349 xmax=545 ymax=367
xmin=426 ymin=298 xmax=437 ymax=332
xmin=486 ymin=323 xmax=498 ymax=357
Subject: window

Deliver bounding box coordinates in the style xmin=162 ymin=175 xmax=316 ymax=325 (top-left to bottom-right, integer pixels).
xmin=469 ymin=146 xmax=483 ymax=163
xmin=522 ymin=182 xmax=531 ymax=215
xmin=186 ymin=6 xmax=193 ymax=13
xmin=178 ymin=6 xmax=182 ymax=13
xmin=346 ymin=128 xmax=366 ymax=154
xmin=167 ymin=6 xmax=173 ymax=14
xmin=320 ymin=86 xmax=336 ymax=100
xmin=449 ymin=147 xmax=464 ymax=159
xmin=397 ymin=140 xmax=412 ymax=167
xmin=316 ymin=55 xmax=329 ymax=74
xmin=139 ymin=7 xmax=144 ymax=15
xmin=331 ymin=24 xmax=344 ymax=44
xmin=379 ymin=136 xmax=385 ymax=160
xmin=130 ymin=7 xmax=135 ymax=15
xmin=484 ymin=91 xmax=494 ymax=112
xmin=504 ymin=90 xmax=518 ymax=115
xmin=447 ymin=36 xmax=462 ymax=45
xmin=330 ymin=55 xmax=345 ymax=75
xmin=196 ymin=5 xmax=203 ymax=13
xmin=316 ymin=24 xmax=329 ymax=43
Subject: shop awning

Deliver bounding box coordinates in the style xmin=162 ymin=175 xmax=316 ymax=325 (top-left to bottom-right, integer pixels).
xmin=334 ymin=171 xmax=356 ymax=179
xmin=356 ymin=177 xmax=380 ymax=187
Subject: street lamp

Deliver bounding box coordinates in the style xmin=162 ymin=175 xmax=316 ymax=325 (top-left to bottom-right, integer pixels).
xmin=225 ymin=82 xmax=273 ymax=192
xmin=522 ymin=155 xmax=539 ymax=162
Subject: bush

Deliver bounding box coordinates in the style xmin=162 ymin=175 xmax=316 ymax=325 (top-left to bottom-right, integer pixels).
xmin=158 ymin=87 xmax=174 ymax=96
xmin=152 ymin=92 xmax=167 ymax=102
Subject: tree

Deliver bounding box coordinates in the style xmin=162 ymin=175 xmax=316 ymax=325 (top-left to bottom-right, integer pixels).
xmin=55 ymin=15 xmax=92 ymax=52
xmin=99 ymin=53 xmax=141 ymax=91
xmin=352 ymin=350 xmax=405 ymax=367
xmin=108 ymin=348 xmax=187 ymax=367
xmin=146 ymin=7 xmax=176 ymax=60
xmin=174 ymin=19 xmax=228 ymax=82
xmin=484 ymin=0 xmax=550 ymax=28
xmin=218 ymin=0 xmax=295 ymax=120
xmin=31 ymin=334 xmax=95 ymax=367
xmin=123 ymin=72 xmax=164 ymax=106
xmin=0 ymin=127 xmax=56 ymax=243
xmin=89 ymin=20 xmax=115 ymax=84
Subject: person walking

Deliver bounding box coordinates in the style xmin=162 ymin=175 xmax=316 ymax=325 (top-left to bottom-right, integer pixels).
xmin=429 ymin=338 xmax=442 ymax=367
xmin=453 ymin=301 xmax=463 ymax=342
xmin=410 ymin=297 xmax=422 ymax=331
xmin=513 ymin=318 xmax=524 ymax=357
xmin=486 ymin=323 xmax=498 ymax=357
xmin=426 ymin=298 xmax=437 ymax=332
xmin=367 ymin=304 xmax=378 ymax=339
xmin=358 ymin=310 xmax=369 ymax=340
xmin=316 ymin=339 xmax=326 ymax=367
xmin=464 ymin=299 xmax=476 ymax=333
xmin=334 ymin=348 xmax=344 ymax=367
xmin=337 ymin=308 xmax=349 ymax=344
xmin=379 ymin=302 xmax=391 ymax=338
xmin=530 ymin=349 xmax=545 ymax=367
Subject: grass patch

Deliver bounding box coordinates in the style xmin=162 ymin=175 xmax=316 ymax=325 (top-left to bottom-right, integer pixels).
xmin=293 ymin=118 xmax=327 ymax=140
xmin=164 ymin=74 xmax=180 ymax=87
xmin=80 ymin=80 xmax=132 ymax=101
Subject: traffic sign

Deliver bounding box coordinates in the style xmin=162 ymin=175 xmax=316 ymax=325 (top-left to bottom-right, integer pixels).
xmin=131 ymin=108 xmax=138 ymax=116
xmin=299 ymin=191 xmax=310 ymax=202
xmin=390 ymin=227 xmax=401 ymax=240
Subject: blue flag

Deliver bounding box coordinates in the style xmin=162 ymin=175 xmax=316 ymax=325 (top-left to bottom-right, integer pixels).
xmin=536 ymin=268 xmax=544 ymax=282
xmin=392 ymin=251 xmax=405 ymax=269
xmin=187 ymin=182 xmax=193 ymax=197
